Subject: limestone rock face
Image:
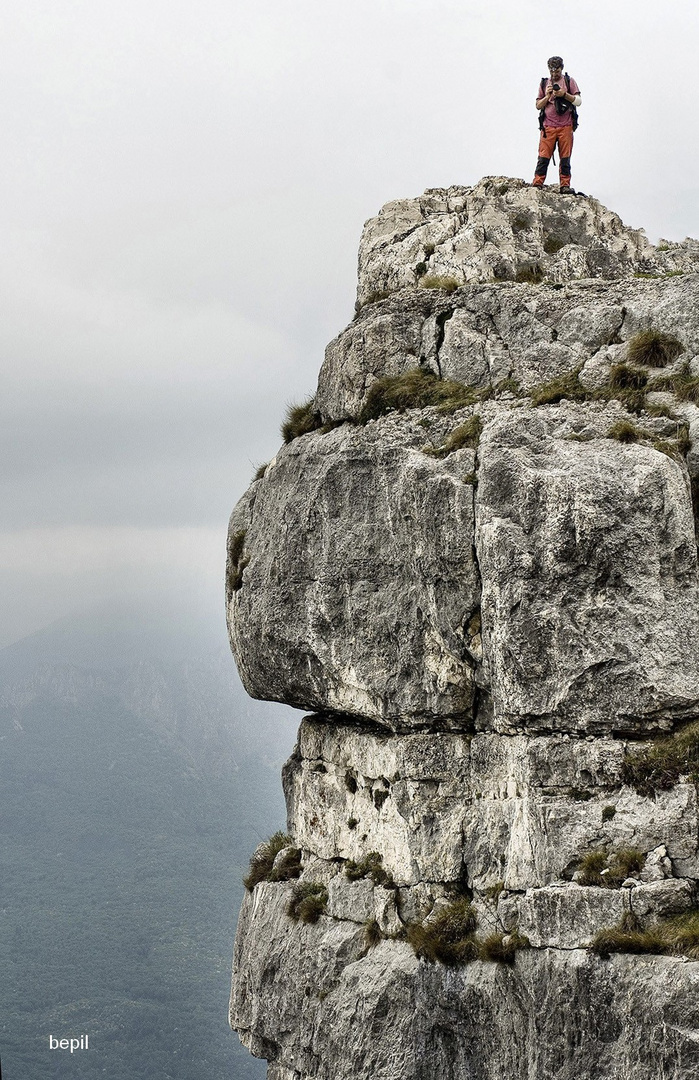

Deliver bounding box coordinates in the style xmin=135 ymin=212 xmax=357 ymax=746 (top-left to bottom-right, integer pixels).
xmin=228 ymin=414 xmax=479 ymax=728
xmin=227 ymin=178 xmax=699 ymax=1080
xmin=317 ymin=274 xmax=699 ymax=423
xmin=232 ymin=884 xmax=699 ymax=1080
xmin=282 ymin=719 xmax=699 ymax=894
xmin=355 ymin=176 xmax=699 ymax=307
xmin=476 ymin=407 xmax=699 ymax=735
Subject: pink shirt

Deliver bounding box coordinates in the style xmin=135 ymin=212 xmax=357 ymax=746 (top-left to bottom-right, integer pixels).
xmin=537 ymin=74 xmax=580 ymax=129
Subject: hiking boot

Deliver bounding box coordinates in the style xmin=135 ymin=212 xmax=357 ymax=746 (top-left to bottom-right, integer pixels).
xmin=560 ymin=186 xmax=576 ymax=195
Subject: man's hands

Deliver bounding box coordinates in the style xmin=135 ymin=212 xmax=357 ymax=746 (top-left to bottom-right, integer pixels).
xmin=536 ymin=80 xmax=568 ymax=110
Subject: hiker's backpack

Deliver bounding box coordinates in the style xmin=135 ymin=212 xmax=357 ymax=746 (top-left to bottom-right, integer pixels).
xmin=538 ymin=73 xmax=579 ymax=131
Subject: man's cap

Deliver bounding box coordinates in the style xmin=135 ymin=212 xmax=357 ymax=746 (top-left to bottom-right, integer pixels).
xmin=547 ymin=56 xmax=564 ymax=70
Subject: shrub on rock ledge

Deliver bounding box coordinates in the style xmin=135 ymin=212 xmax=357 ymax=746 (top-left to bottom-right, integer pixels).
xmin=243 ymin=832 xmax=300 ymax=891
xmin=407 ymin=900 xmax=479 ymax=965
xmin=424 ymin=416 xmax=482 ymax=458
xmin=607 ymin=419 xmax=643 ymax=444
xmin=359 ymin=369 xmax=477 ymax=423
xmin=281 ymin=398 xmax=323 ymax=443
xmin=622 ymin=721 xmax=699 ymax=796
xmin=478 ymin=931 xmax=530 ymax=965
xmin=287 ymin=882 xmax=328 ymax=924
xmin=363 ymin=918 xmax=383 ymax=949
xmin=226 ymin=529 xmax=249 ymax=596
xmin=418 ymin=274 xmax=460 ymax=292
xmin=651 ymin=361 xmax=699 ymax=404
xmin=345 ymin=852 xmax=393 ymax=888
xmin=529 ymin=368 xmax=588 ymax=406
xmin=626 ymin=329 xmax=684 ymax=368
xmin=591 ymin=909 xmax=699 ymax=960
xmin=573 ymin=848 xmax=645 ymax=888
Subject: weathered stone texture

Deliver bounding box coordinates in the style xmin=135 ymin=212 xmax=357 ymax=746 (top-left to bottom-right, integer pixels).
xmin=231 ymin=883 xmax=699 ymax=1080
xmin=227 ymin=414 xmax=479 ymax=730
xmin=318 ymin=273 xmax=699 ymax=423
xmin=228 ymin=179 xmax=699 ymax=1080
xmin=356 ymin=176 xmax=699 ymax=307
xmin=283 ymin=720 xmax=699 ymax=893
xmin=476 ymin=407 xmax=699 ymax=735
xmin=283 ymin=719 xmax=472 ymax=886
xmin=500 ymin=879 xmax=696 ymax=948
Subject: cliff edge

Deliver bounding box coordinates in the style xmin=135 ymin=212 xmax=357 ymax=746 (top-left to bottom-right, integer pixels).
xmin=225 ymin=177 xmax=699 ymax=1080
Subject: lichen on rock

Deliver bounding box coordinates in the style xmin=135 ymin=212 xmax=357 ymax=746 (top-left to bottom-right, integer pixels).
xmin=226 ymin=177 xmax=699 ymax=1079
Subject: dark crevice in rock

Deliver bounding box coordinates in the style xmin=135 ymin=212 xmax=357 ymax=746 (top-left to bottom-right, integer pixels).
xmin=225 ymin=528 xmax=249 ymax=601
xmin=301 ymin=708 xmax=476 ymax=737
xmin=691 ymin=475 xmax=699 ymax=545
xmin=606 ymin=313 xmax=626 ymax=346
xmin=433 ymin=308 xmax=455 ymax=378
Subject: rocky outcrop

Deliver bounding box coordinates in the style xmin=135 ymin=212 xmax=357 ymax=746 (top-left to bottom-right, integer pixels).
xmin=226 ymin=178 xmax=699 ymax=1079
xmin=317 ymin=274 xmax=699 ymax=422
xmin=477 ymin=406 xmax=699 ymax=735
xmin=228 ymin=415 xmax=479 ymax=727
xmin=355 ymin=176 xmax=699 ymax=305
xmin=233 ymin=895 xmax=699 ymax=1080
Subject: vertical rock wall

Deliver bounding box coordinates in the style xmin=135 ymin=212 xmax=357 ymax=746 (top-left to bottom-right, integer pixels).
xmin=226 ymin=178 xmax=699 ymax=1080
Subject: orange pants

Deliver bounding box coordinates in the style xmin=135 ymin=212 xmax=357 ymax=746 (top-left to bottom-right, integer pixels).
xmin=532 ymin=125 xmax=574 ymax=187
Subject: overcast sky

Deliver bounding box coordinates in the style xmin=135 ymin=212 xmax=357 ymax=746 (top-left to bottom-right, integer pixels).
xmin=2 ymin=0 xmax=697 ymax=646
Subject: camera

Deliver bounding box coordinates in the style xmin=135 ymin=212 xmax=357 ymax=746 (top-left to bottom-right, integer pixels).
xmin=552 ymin=83 xmax=560 ymax=91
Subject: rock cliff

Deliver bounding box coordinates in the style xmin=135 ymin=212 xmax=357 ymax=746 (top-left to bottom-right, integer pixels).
xmin=226 ymin=177 xmax=699 ymax=1079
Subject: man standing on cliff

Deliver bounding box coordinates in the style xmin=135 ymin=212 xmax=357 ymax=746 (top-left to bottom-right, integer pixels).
xmin=532 ymin=56 xmax=581 ymax=193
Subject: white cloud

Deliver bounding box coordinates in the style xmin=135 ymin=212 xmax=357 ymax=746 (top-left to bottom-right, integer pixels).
xmin=0 ymin=525 xmax=223 ymax=574
xmin=1 ymin=0 xmax=697 ymax=640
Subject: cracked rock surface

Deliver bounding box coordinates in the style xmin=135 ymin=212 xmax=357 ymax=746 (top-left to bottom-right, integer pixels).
xmin=226 ymin=178 xmax=699 ymax=1079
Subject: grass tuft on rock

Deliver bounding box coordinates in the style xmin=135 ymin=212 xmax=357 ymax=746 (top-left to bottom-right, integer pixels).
xmin=418 ymin=274 xmax=461 ymax=292
xmin=653 ymin=424 xmax=692 ymax=461
xmin=425 ymin=416 xmax=483 ymax=458
xmin=268 ymin=846 xmax=303 ymax=883
xmin=626 ymin=329 xmax=685 ymax=368
xmin=363 ymin=918 xmax=383 ymax=949
xmin=407 ymin=900 xmax=479 ymax=965
xmin=243 ymin=832 xmax=297 ymax=891
xmin=478 ymin=930 xmax=529 ymax=964
xmin=359 ymin=369 xmax=478 ymax=423
xmin=622 ymin=720 xmax=699 ymax=796
xmin=607 ymin=419 xmax=642 ymax=444
xmin=355 ymin=289 xmax=393 ymax=315
xmin=577 ymin=849 xmax=607 ymax=886
xmin=530 ymin=368 xmax=588 ymax=406
xmin=651 ymin=362 xmax=699 ymax=405
xmin=591 ymin=909 xmax=699 ymax=960
xmin=287 ymin=882 xmax=328 ymax=924
xmin=609 ymin=364 xmax=649 ymax=392
xmin=227 ymin=529 xmax=249 ymax=596
xmin=281 ymin=398 xmax=323 ymax=443
xmin=575 ymin=847 xmax=645 ymax=888
xmin=345 ymin=852 xmax=394 ymax=888
xmin=407 ymin=901 xmax=529 ymax=966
